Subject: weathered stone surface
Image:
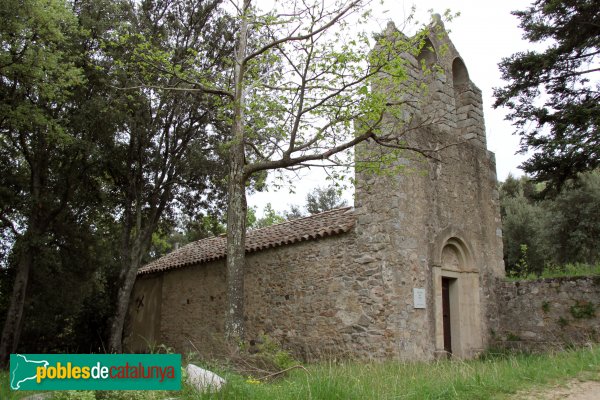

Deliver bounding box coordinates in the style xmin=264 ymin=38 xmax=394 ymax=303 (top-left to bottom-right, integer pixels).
xmin=355 ymin=254 xmax=376 ymax=264
xmin=185 ymin=364 xmax=226 ymax=393
xmin=494 ymin=277 xmax=600 ymax=352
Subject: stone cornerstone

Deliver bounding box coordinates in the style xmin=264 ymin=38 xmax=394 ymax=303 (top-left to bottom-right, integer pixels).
xmin=125 ymin=17 xmax=505 ymax=361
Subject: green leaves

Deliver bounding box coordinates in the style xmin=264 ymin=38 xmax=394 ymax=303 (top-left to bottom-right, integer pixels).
xmin=230 ymin=0 xmax=432 ymax=174
xmin=500 ymin=171 xmax=600 ymax=276
xmin=1 ymin=0 xmax=85 ymax=124
xmin=493 ymin=0 xmax=600 ymax=191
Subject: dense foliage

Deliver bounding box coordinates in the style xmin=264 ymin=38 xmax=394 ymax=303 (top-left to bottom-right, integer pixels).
xmin=494 ymin=0 xmax=600 ymax=193
xmin=500 ymin=171 xmax=600 ymax=276
xmin=0 ymin=0 xmax=100 ymax=362
xmin=0 ymin=0 xmax=232 ymax=361
xmin=1 ymin=0 xmax=374 ymax=356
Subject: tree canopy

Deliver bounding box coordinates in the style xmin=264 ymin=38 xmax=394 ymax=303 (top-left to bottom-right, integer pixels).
xmin=493 ymin=0 xmax=600 ymax=193
xmin=306 ymin=186 xmax=348 ymax=215
xmin=0 ymin=0 xmax=234 ymax=360
xmin=96 ymin=0 xmax=233 ymax=352
xmin=499 ymin=171 xmax=600 ymax=277
xmin=0 ymin=0 xmax=90 ymax=365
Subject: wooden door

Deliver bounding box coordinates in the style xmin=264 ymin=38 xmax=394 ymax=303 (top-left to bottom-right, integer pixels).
xmin=442 ymin=277 xmax=452 ymax=355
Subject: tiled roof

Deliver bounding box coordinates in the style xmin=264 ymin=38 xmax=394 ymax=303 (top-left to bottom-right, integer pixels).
xmin=138 ymin=206 xmax=355 ymax=275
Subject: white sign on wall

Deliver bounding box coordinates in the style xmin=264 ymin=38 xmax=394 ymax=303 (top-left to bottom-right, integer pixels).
xmin=413 ymin=288 xmax=426 ymax=309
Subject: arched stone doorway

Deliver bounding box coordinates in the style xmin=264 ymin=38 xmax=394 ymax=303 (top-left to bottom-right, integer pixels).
xmin=432 ymin=233 xmax=483 ymax=358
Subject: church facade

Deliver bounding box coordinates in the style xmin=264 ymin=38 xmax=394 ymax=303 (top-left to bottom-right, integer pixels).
xmin=125 ymin=18 xmax=505 ymax=361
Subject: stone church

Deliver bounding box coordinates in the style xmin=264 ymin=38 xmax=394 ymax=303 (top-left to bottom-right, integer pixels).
xmin=126 ymin=17 xmax=505 ymax=361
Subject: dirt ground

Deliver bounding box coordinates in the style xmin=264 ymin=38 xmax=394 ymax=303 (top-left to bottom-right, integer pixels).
xmin=515 ymin=380 xmax=600 ymax=400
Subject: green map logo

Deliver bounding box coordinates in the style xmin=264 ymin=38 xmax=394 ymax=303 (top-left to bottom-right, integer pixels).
xmin=10 ymin=354 xmax=49 ymax=390
xmin=9 ymin=354 xmax=181 ymax=391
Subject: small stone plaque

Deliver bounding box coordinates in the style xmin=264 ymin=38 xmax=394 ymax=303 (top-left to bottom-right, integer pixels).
xmin=413 ymin=288 xmax=426 ymax=309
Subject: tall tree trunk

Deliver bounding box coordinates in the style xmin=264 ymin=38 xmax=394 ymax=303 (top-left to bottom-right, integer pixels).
xmin=108 ymin=239 xmax=144 ymax=353
xmin=0 ymin=240 xmax=34 ymax=367
xmin=1 ymin=154 xmax=45 ymax=367
xmin=224 ymin=161 xmax=247 ymax=341
xmin=224 ymin=0 xmax=250 ymax=342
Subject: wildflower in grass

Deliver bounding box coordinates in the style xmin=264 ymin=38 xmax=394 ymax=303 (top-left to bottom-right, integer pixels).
xmin=246 ymin=378 xmax=261 ymax=385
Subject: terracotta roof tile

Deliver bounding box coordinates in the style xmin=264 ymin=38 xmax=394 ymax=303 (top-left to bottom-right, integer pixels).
xmin=138 ymin=206 xmax=355 ymax=275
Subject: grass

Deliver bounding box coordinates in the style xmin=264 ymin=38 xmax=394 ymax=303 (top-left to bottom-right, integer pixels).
xmin=0 ymin=370 xmax=42 ymax=400
xmin=203 ymin=347 xmax=600 ymax=399
xmin=2 ymin=346 xmax=599 ymax=399
xmin=507 ymin=262 xmax=600 ymax=281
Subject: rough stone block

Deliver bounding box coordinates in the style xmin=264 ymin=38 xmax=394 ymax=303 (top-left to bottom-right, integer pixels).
xmin=186 ymin=364 xmax=226 ymax=393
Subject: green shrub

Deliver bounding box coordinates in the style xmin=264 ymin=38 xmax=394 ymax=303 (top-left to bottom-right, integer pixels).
xmin=558 ymin=316 xmax=569 ymax=327
xmin=570 ymin=301 xmax=596 ymax=319
xmin=507 ymin=262 xmax=600 ymax=281
xmin=250 ymin=335 xmax=299 ymax=371
xmin=542 ymin=301 xmax=550 ymax=312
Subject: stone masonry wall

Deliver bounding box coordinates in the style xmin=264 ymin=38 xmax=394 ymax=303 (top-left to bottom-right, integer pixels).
xmin=244 ymin=233 xmax=433 ymax=361
xmin=495 ymin=277 xmax=600 ymax=351
xmin=128 ymin=231 xmax=435 ymax=361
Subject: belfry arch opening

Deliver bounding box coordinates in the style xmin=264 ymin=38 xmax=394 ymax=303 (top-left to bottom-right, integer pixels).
xmin=452 ymin=57 xmax=476 ymax=140
xmin=452 ymin=58 xmax=470 ymax=107
xmin=416 ymin=39 xmax=437 ymax=72
xmin=452 ymin=58 xmax=469 ymax=88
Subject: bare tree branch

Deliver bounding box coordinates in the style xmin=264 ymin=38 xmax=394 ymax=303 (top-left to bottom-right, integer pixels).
xmin=243 ymin=0 xmax=361 ymax=64
xmin=244 ymin=110 xmax=384 ymax=176
xmin=110 ymin=84 xmax=234 ymax=100
xmin=245 ymin=139 xmax=269 ymax=161
xmin=285 ymin=25 xmax=316 ymax=156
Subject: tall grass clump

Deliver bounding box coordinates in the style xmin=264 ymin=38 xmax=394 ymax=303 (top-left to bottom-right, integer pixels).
xmin=190 ymin=345 xmax=599 ymax=399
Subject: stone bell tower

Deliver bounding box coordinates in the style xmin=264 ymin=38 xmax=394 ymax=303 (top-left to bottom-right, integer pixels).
xmin=353 ymin=16 xmax=505 ymax=359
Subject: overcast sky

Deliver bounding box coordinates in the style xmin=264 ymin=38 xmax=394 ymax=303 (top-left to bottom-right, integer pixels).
xmin=249 ymin=0 xmax=533 ymax=215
